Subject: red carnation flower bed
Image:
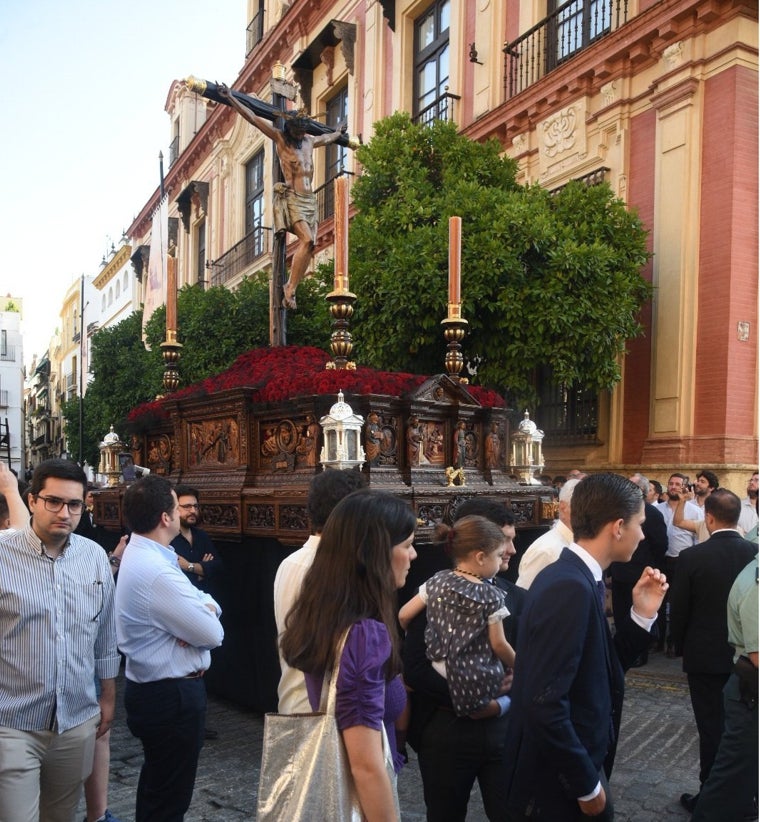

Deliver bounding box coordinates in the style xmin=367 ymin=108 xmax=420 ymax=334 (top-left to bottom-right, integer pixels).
xmin=127 ymin=345 xmax=504 ymax=428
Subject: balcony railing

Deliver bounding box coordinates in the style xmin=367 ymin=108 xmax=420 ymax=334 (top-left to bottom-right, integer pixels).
xmin=0 ymin=390 xmax=7 ymax=408
xmin=412 ymin=91 xmax=461 ymax=127
xmin=0 ymin=344 xmax=15 ymax=361
xmin=208 ymin=226 xmax=272 ymax=288
xmin=168 ymin=134 xmax=180 ymax=167
xmin=314 ymin=171 xmax=356 ymax=223
xmin=246 ymin=9 xmax=265 ymax=56
xmin=65 ymin=372 xmax=77 ymax=391
xmin=503 ymin=0 xmax=629 ymax=99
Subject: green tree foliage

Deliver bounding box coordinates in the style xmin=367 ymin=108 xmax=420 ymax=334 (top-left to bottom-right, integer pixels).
xmin=63 ymin=310 xmax=161 ymax=467
xmin=63 ymin=271 xmax=332 ymax=464
xmin=349 ymin=113 xmax=651 ymax=402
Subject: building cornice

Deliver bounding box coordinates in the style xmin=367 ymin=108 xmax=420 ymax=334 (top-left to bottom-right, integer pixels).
xmin=93 ymin=245 xmax=132 ymax=289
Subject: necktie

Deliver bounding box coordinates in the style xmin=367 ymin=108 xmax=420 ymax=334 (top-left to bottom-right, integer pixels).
xmin=596 ymin=579 xmax=606 ymax=612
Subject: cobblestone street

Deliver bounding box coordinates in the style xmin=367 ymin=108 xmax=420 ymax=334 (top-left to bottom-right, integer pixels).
xmin=85 ymin=650 xmax=699 ymax=821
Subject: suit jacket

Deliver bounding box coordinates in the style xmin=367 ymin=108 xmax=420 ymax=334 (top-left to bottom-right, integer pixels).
xmin=504 ymin=548 xmax=650 ymax=819
xmin=669 ymin=529 xmax=756 ymax=673
xmin=609 ymin=502 xmax=667 ymax=584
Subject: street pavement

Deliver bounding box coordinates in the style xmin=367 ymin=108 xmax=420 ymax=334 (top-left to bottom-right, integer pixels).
xmin=82 ymin=649 xmax=700 ymax=821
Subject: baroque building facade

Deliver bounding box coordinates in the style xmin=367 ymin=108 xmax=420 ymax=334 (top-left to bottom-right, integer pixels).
xmin=127 ymin=0 xmax=757 ymax=488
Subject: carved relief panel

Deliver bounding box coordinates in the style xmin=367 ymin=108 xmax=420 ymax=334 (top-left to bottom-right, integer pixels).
xmin=364 ymin=411 xmax=398 ymax=467
xmin=187 ymin=418 xmax=240 ymax=467
xmin=146 ymin=434 xmax=174 ymax=475
xmin=258 ymin=415 xmax=319 ymax=473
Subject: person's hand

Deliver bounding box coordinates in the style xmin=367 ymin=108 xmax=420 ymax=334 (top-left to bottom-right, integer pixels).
xmin=339 ymin=122 xmax=348 ymax=134
xmin=217 ymin=82 xmax=231 ymax=99
xmin=202 ymin=553 xmax=214 ymax=562
xmin=632 ymin=566 xmax=668 ymax=619
xmin=0 ymin=462 xmax=16 ymax=494
xmin=468 ymin=701 xmax=500 ymax=720
xmin=498 ymin=669 xmax=513 ymax=695
xmin=578 ymin=786 xmax=606 ymax=816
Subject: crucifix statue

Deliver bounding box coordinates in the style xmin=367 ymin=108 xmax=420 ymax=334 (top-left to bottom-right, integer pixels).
xmin=217 ymin=84 xmax=346 ymax=309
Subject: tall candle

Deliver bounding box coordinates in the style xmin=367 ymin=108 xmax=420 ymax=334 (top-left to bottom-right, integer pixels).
xmin=166 ymin=254 xmax=177 ymax=332
xmin=334 ymin=176 xmax=349 ymax=291
xmin=448 ymin=216 xmax=461 ymax=305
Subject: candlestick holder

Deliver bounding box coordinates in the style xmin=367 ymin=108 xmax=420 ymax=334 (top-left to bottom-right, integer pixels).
xmin=441 ymin=307 xmax=468 ymax=381
xmin=326 ymin=288 xmax=357 ymax=370
xmin=160 ymin=334 xmax=183 ymax=394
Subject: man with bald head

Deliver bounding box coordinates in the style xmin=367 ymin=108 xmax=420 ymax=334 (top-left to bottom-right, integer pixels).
xmin=516 ymin=478 xmax=580 ymax=589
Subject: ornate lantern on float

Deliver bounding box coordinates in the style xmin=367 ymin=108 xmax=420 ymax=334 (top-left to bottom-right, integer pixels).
xmin=319 ymin=391 xmax=365 ymax=471
xmin=509 ymin=410 xmax=545 ymax=485
xmin=98 ymin=425 xmax=124 ymax=487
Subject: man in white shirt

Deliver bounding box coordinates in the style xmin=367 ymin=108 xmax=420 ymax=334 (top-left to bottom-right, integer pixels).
xmin=0 ymin=459 xmax=120 ymax=822
xmin=656 ymin=472 xmax=697 ymax=654
xmin=273 ymin=469 xmax=364 ymax=712
xmin=516 ymin=478 xmax=580 ymax=589
xmin=116 ymin=475 xmax=224 ymax=822
xmin=738 ymin=471 xmax=758 ymax=535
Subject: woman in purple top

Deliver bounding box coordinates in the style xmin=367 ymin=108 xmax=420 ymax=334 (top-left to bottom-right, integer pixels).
xmin=281 ymin=489 xmax=417 ymax=820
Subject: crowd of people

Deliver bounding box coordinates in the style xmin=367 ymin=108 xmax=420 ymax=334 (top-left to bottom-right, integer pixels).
xmin=0 ymin=459 xmax=755 ymax=821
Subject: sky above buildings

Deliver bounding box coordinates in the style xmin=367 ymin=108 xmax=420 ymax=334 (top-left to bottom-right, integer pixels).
xmin=0 ymin=0 xmax=246 ymax=369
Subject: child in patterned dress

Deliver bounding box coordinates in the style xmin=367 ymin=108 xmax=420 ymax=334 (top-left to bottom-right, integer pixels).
xmin=399 ymin=515 xmax=516 ymax=716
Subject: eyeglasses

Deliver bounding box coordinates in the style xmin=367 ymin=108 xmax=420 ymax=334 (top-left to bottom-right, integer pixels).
xmin=35 ymin=495 xmax=85 ymax=515
xmin=178 ymin=503 xmax=200 ymax=510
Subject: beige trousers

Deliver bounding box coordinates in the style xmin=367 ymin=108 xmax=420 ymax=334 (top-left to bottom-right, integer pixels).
xmin=0 ymin=716 xmax=98 ymax=822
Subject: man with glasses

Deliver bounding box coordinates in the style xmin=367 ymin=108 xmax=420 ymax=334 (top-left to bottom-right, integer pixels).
xmin=170 ymin=485 xmax=222 ymax=595
xmin=0 ymin=458 xmax=120 ymax=821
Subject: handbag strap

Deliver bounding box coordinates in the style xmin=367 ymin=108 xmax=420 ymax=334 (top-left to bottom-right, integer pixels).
xmin=319 ymin=628 xmax=351 ymax=716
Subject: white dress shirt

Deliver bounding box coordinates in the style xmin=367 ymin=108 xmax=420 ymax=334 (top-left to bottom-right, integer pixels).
xmin=115 ymin=532 xmax=223 ymax=683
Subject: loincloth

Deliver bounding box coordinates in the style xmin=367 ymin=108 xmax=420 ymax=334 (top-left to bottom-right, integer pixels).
xmin=273 ymin=183 xmax=317 ymax=242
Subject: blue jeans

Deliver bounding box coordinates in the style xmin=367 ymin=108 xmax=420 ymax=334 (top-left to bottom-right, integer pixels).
xmin=125 ymin=677 xmax=206 ymax=821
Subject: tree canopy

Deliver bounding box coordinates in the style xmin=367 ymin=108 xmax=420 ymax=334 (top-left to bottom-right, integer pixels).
xmin=349 ymin=112 xmax=652 ymax=403
xmin=63 ymin=270 xmax=332 ymax=465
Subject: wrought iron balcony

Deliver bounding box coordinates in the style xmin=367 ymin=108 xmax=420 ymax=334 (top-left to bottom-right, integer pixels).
xmin=503 ymin=0 xmax=629 ymax=99
xmin=246 ymin=9 xmax=265 ymax=56
xmin=413 ymin=91 xmax=461 ymax=127
xmin=0 ymin=344 xmax=15 ymax=361
xmin=207 ymin=226 xmax=272 ymax=288
xmin=168 ymin=134 xmax=180 ymax=167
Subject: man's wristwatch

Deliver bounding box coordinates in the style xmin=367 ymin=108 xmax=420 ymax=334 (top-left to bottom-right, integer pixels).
xmin=187 ymin=563 xmax=195 ymax=574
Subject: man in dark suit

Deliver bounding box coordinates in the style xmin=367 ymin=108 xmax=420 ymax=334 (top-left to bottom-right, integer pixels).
xmin=504 ymin=473 xmax=668 ymax=820
xmin=669 ymin=488 xmax=756 ymax=813
xmin=609 ymin=473 xmax=667 ymax=666
xmin=403 ymin=498 xmax=525 ymax=822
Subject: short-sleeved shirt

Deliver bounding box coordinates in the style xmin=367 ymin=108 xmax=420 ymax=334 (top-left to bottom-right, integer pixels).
xmin=727 ymin=555 xmax=758 ymax=661
xmin=304 ymin=619 xmax=407 ymax=773
xmin=422 ymin=570 xmax=509 ymax=716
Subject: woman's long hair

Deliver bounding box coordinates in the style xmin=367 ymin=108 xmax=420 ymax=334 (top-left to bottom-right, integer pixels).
xmin=281 ymin=488 xmax=416 ymax=678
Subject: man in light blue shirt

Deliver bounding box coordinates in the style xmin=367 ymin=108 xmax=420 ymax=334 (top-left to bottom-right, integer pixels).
xmin=115 ymin=475 xmax=223 ymax=822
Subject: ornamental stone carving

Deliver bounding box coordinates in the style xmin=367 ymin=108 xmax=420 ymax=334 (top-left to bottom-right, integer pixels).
xmin=663 ymin=41 xmax=684 ymax=68
xmin=542 ymin=106 xmax=577 ymax=158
